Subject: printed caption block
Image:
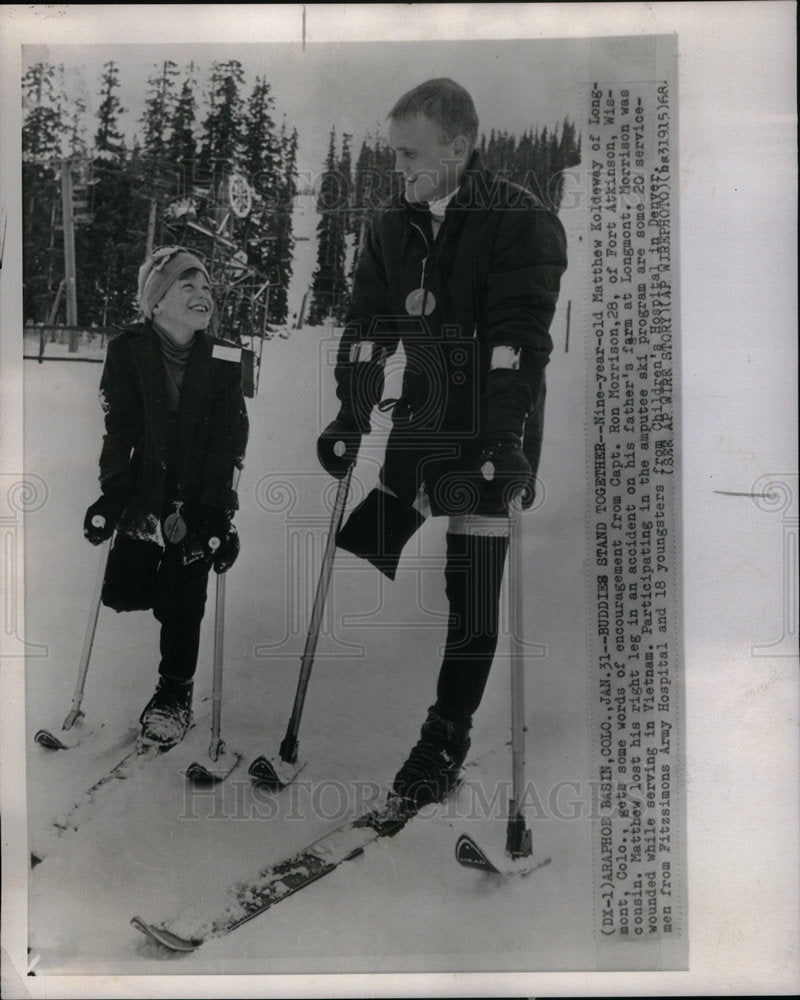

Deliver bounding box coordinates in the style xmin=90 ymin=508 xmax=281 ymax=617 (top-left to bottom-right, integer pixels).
xmin=584 ymin=71 xmax=686 ymax=970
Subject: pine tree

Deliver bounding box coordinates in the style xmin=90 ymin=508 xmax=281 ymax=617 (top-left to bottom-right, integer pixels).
xmin=94 ymin=61 xmax=126 ymax=157
xmin=21 ymin=62 xmax=68 ymax=322
xmin=67 ymin=97 xmax=89 ymax=156
xmin=22 ymin=62 xmax=67 ymax=160
xmin=243 ymin=77 xmax=280 ymax=203
xmin=240 ymin=76 xmax=282 ymax=328
xmin=79 ymin=61 xmax=144 ymax=326
xmin=199 ymin=60 xmax=246 ymax=182
xmin=350 ymin=134 xmax=396 ymax=269
xmin=166 ymin=65 xmax=199 ymax=197
xmin=268 ymin=119 xmax=298 ymax=325
xmin=307 ymin=128 xmax=349 ymax=326
xmin=338 ymin=132 xmax=353 ymax=234
xmin=141 ymin=61 xmax=179 ymax=163
xmin=480 ymin=119 xmax=581 ymax=212
xmin=138 ymin=61 xmax=181 ymax=254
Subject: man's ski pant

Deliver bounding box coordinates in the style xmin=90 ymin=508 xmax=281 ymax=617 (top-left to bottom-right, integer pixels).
xmin=337 ymin=484 xmax=511 ymax=723
xmin=435 ymin=519 xmax=509 ymax=723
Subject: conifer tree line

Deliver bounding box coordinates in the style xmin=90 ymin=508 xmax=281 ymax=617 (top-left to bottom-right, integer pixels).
xmin=307 ymin=119 xmax=581 ymax=325
xmin=21 ymin=59 xmax=299 ymax=331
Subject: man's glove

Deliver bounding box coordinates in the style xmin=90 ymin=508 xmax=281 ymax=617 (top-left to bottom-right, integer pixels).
xmin=317 ymin=413 xmax=362 ymax=479
xmin=321 ymin=334 xmax=387 ymax=478
xmin=478 ymin=435 xmax=534 ymax=513
xmin=83 ymin=491 xmax=126 ymax=545
xmin=477 ymin=366 xmax=541 ymax=514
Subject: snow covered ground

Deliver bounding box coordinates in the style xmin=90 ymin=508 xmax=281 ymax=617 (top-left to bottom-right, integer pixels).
xmin=24 ymin=205 xmax=593 ymax=975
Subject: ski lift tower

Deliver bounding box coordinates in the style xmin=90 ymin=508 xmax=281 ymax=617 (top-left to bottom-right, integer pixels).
xmin=161 ymin=168 xmax=273 ymax=395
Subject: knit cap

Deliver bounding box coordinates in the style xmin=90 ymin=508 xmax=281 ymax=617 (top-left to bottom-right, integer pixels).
xmin=137 ymin=246 xmax=211 ymax=319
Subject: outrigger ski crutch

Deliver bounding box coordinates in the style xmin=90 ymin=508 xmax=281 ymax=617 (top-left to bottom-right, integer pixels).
xmin=34 ymin=533 xmax=111 ymax=750
xmin=248 ymin=463 xmax=354 ymax=790
xmin=455 ymin=491 xmax=550 ymax=877
xmin=186 ymin=467 xmax=244 ymax=783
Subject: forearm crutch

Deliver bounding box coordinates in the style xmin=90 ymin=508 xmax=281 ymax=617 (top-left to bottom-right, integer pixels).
xmin=186 ymin=467 xmax=243 ymax=782
xmin=34 ymin=536 xmax=110 ymax=749
xmin=248 ymin=464 xmax=354 ymax=788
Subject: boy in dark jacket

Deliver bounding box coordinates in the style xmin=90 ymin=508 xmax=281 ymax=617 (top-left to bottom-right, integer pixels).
xmin=83 ymin=246 xmax=249 ymax=748
xmin=317 ymin=80 xmax=567 ymax=808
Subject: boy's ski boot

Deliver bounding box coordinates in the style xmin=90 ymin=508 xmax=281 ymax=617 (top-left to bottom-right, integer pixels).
xmin=139 ymin=676 xmax=194 ymax=749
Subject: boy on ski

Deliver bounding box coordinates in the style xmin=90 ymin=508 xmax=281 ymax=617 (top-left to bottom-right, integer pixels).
xmin=83 ymin=245 xmax=249 ymax=749
xmin=317 ymin=79 xmax=567 ymax=809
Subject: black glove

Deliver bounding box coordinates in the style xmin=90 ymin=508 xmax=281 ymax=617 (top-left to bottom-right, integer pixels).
xmin=317 ymin=413 xmax=362 ymax=479
xmin=181 ymin=504 xmax=239 ymax=573
xmin=208 ymin=521 xmax=240 ymax=574
xmin=477 ymin=366 xmax=541 ymax=513
xmin=478 ymin=435 xmax=534 ymax=513
xmin=83 ymin=491 xmax=126 ymax=545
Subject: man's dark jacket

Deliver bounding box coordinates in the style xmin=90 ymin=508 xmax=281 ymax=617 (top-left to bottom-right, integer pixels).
xmin=335 ymin=153 xmax=568 ymax=514
xmin=97 ymin=322 xmax=249 ymax=544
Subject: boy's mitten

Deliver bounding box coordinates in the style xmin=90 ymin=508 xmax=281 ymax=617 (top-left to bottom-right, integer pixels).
xmin=181 ymin=503 xmax=239 ymax=573
xmin=84 ymin=490 xmax=126 ymax=544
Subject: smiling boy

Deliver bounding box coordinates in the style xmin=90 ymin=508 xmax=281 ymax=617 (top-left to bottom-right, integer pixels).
xmin=83 ymin=246 xmax=249 ymax=748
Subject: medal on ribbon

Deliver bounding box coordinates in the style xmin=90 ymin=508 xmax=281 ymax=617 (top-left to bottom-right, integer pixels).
xmin=405 ymin=287 xmax=436 ymax=316
xmin=406 ymin=253 xmax=436 ymax=316
xmin=164 ymin=501 xmax=187 ymax=544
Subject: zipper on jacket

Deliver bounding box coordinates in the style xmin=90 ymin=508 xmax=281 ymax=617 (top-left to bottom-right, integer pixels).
xmin=409 ymin=218 xmax=432 ymax=316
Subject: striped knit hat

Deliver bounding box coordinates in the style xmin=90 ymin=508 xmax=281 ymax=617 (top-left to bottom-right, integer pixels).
xmin=137 ymin=246 xmax=210 ymax=319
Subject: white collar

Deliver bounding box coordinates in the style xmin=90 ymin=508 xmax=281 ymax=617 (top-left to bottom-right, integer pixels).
xmin=427 ymin=187 xmax=459 ymax=219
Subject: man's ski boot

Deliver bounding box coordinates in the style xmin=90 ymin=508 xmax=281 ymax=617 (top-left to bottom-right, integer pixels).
xmin=139 ymin=676 xmax=194 ymax=749
xmin=391 ymin=706 xmax=471 ymax=810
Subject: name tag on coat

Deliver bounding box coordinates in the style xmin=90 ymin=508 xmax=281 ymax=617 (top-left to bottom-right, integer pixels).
xmin=212 ymin=344 xmax=242 ymax=363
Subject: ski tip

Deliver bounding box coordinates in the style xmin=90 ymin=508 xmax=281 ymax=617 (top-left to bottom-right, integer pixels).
xmin=34 ymin=728 xmax=77 ymax=750
xmin=247 ymin=754 xmax=305 ymax=790
xmin=454 ymin=833 xmax=502 ymax=873
xmin=455 ymin=833 xmax=550 ymax=877
xmin=34 ymin=717 xmax=101 ymax=750
xmin=186 ymin=751 xmax=242 ymax=784
xmin=34 ymin=729 xmax=66 ymax=750
xmin=131 ymin=916 xmax=201 ymax=953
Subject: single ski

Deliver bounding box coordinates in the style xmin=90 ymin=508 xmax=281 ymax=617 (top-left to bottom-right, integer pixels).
xmin=131 ymin=796 xmax=430 ymax=952
xmin=31 ymin=734 xmax=165 ymax=865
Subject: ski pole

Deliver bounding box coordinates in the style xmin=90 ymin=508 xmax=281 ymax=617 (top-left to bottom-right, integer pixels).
xmin=207 ymin=467 xmax=241 ymax=762
xmin=505 ymin=495 xmax=533 ymax=859
xmin=62 ymin=535 xmax=111 ymax=730
xmin=278 ymin=463 xmax=354 ymax=765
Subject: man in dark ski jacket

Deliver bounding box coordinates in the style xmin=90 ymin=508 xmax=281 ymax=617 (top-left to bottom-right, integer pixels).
xmin=83 ymin=246 xmax=249 ymax=748
xmin=317 ymin=79 xmax=568 ymax=807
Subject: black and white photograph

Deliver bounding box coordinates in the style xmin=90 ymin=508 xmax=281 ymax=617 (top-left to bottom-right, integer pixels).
xmin=1 ymin=4 xmax=797 ymax=997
